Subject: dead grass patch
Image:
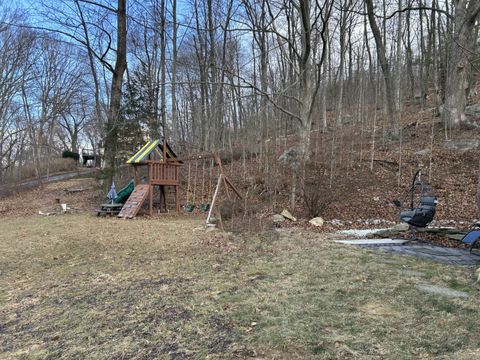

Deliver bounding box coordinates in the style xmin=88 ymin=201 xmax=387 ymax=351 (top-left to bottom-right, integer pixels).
xmin=0 ymin=215 xmax=479 ymax=359
xmin=0 ymin=177 xmax=100 ymax=218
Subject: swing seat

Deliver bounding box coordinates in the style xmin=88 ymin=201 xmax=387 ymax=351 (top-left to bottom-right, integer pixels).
xmin=199 ymin=203 xmax=210 ymax=212
xmin=400 ymin=195 xmax=437 ymax=228
xmin=183 ymin=204 xmax=195 ymax=212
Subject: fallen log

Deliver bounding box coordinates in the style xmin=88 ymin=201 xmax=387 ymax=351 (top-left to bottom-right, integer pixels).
xmin=63 ymin=188 xmax=90 ymax=194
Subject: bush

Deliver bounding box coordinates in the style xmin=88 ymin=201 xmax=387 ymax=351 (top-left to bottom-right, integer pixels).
xmin=302 ymin=162 xmax=333 ymax=218
xmin=303 ymin=178 xmax=337 ymax=218
xmin=62 ymin=150 xmax=80 ymax=161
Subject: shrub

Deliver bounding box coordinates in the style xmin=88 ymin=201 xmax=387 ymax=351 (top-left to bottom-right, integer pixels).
xmin=302 ymin=162 xmax=333 ymax=218
xmin=303 ymin=178 xmax=337 ymax=218
xmin=62 ymin=150 xmax=80 ymax=161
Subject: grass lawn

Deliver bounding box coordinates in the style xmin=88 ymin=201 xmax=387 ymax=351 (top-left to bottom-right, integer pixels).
xmin=1 ymin=214 xmax=479 ymax=359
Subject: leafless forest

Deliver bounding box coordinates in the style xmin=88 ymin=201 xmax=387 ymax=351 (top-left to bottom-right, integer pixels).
xmin=0 ymin=0 xmax=479 ymax=218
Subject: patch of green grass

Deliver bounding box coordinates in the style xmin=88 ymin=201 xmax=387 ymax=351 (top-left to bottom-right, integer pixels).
xmin=1 ymin=215 xmax=479 ymax=359
xmin=447 ymin=278 xmax=470 ymax=291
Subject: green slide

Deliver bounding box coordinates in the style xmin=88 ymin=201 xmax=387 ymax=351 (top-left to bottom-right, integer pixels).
xmin=114 ymin=179 xmax=135 ymax=204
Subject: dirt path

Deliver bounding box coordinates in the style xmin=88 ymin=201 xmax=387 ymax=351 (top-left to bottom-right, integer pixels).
xmin=0 ymin=177 xmax=99 ymax=217
xmin=0 ymin=168 xmax=95 ymax=195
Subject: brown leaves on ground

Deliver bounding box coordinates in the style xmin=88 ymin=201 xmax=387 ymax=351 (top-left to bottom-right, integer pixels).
xmin=0 ymin=177 xmax=100 ymax=218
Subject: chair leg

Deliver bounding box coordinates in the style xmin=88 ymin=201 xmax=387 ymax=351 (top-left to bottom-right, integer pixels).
xmin=470 ymin=239 xmax=480 ymax=256
xmin=408 ymin=226 xmax=417 ymax=241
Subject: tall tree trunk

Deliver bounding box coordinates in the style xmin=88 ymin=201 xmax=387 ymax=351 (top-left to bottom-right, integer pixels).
xmin=74 ymin=0 xmax=103 ymax=139
xmin=104 ymin=0 xmax=127 ymax=178
xmin=160 ymin=0 xmax=167 ymax=141
xmin=171 ymin=0 xmax=178 ymax=143
xmin=443 ymin=1 xmax=480 ymax=126
xmin=395 ymin=0 xmax=402 ymax=111
xmin=431 ymin=0 xmax=441 ymax=115
xmin=477 ymin=158 xmax=480 ymax=216
xmin=365 ymin=0 xmax=399 ymax=138
xmin=419 ymin=0 xmax=427 ymax=109
xmin=404 ymin=5 xmax=415 ymax=100
xmin=298 ymin=0 xmax=313 ymax=161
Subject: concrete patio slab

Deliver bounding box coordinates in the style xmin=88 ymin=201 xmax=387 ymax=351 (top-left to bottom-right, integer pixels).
xmin=334 ymin=239 xmax=410 ymax=245
xmin=333 ymin=238 xmax=480 ymax=265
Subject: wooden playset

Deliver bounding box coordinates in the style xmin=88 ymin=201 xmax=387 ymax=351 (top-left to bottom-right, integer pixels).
xmin=118 ymin=139 xmax=182 ymax=218
xmin=102 ymin=139 xmax=242 ymax=222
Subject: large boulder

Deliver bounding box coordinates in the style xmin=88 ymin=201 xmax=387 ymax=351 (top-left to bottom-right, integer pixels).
xmin=415 ymin=148 xmax=431 ymax=156
xmin=465 ymin=104 xmax=480 ymax=116
xmin=281 ymin=209 xmax=297 ymax=222
xmin=444 ymin=139 xmax=479 ymax=151
xmin=271 ymin=214 xmax=285 ymax=223
xmin=309 ymin=217 xmax=325 ymax=227
xmin=278 ymin=147 xmax=300 ymax=169
xmin=373 ymin=223 xmax=410 ymax=238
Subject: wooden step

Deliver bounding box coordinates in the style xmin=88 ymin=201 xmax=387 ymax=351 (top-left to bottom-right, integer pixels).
xmin=118 ymin=184 xmax=150 ymax=218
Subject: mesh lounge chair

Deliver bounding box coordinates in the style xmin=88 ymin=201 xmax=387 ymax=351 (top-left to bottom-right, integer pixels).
xmin=462 ymin=223 xmax=480 ymax=255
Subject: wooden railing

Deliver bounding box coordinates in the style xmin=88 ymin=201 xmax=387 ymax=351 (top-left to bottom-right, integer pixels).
xmin=148 ymin=161 xmax=180 ymax=185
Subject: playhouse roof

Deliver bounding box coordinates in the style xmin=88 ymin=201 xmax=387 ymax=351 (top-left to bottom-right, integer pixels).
xmin=126 ymin=139 xmax=179 ymax=164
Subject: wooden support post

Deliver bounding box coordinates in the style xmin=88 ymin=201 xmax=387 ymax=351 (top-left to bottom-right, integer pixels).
xmin=134 ymin=165 xmax=138 ymax=186
xmin=222 ymin=174 xmax=231 ymax=200
xmin=206 ymin=174 xmax=223 ymax=225
xmin=160 ymin=185 xmax=166 ymax=212
xmin=158 ymin=187 xmax=162 ymax=212
xmin=224 ymin=176 xmax=242 ymax=199
xmin=149 ymin=185 xmax=153 ymax=216
xmin=148 ymin=163 xmax=153 ymax=216
xmin=175 ymin=185 xmax=180 ymax=214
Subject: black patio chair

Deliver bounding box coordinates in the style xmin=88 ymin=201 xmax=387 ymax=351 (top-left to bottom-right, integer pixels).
xmin=462 ymin=223 xmax=480 ymax=256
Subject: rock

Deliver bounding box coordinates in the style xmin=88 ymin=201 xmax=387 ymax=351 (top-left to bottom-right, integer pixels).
xmin=373 ymin=223 xmax=410 ymax=238
xmin=465 ymin=104 xmax=480 ymax=116
xmin=271 ymin=214 xmax=285 ymax=223
xmin=278 ymin=148 xmax=299 ymax=168
xmin=205 ymin=226 xmax=219 ymax=233
xmin=374 ymin=230 xmax=399 ymax=238
xmin=337 ymin=228 xmax=386 ymax=237
xmin=223 ymin=232 xmax=234 ymax=239
xmin=392 ymin=223 xmax=410 ymax=232
xmin=415 ymin=284 xmax=468 ymax=298
xmin=331 ymin=219 xmax=343 ymax=226
xmin=281 ymin=209 xmax=296 ymax=222
xmin=443 ymin=139 xmax=479 ymax=151
xmin=415 ymin=148 xmax=431 ymax=156
xmin=309 ymin=217 xmax=324 ymax=227
xmin=447 ymin=234 xmax=465 ymax=241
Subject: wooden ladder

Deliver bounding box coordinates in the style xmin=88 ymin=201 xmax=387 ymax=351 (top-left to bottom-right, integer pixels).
xmin=118 ymin=184 xmax=150 ymax=218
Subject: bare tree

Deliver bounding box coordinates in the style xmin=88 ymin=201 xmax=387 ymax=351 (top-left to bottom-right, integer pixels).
xmin=365 ymin=0 xmax=399 ymax=138
xmin=0 ymin=20 xmax=34 ymax=182
xmin=442 ymin=0 xmax=480 ymax=127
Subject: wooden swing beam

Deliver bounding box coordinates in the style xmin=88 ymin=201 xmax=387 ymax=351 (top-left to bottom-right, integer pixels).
xmin=205 ymin=154 xmax=242 ymax=226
